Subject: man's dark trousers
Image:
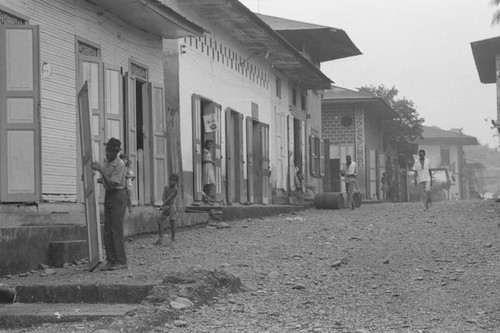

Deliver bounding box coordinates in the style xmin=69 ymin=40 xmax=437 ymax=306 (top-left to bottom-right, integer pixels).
xmin=104 ymin=189 xmax=127 ymax=265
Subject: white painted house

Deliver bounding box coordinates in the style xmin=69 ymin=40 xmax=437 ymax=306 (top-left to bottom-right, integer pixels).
xmin=0 ymin=0 xmax=360 ymax=275
xmin=0 ymin=0 xmax=203 ymax=274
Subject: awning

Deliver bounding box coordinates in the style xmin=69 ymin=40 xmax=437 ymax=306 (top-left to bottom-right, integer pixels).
xmin=471 ymin=36 xmax=500 ymax=84
xmin=92 ymin=0 xmax=204 ymax=39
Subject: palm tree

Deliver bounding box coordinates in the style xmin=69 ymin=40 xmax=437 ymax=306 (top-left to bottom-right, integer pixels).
xmin=492 ymin=0 xmax=500 ymax=25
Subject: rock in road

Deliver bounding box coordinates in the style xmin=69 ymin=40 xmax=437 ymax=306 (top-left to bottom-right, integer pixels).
xmin=2 ymin=200 xmax=500 ymax=333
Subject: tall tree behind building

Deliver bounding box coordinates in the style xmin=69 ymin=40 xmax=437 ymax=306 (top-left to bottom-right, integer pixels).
xmin=358 ymin=85 xmax=424 ymax=156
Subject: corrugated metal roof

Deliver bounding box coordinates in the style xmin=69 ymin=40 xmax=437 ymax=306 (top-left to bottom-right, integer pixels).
xmin=257 ymin=14 xmax=362 ymax=62
xmin=177 ymin=0 xmax=333 ymax=90
xmin=414 ymin=126 xmax=479 ymax=145
xmin=91 ymin=0 xmax=204 ymax=38
xmin=471 ymin=36 xmax=500 ymax=84
xmin=322 ymin=86 xmax=397 ymax=119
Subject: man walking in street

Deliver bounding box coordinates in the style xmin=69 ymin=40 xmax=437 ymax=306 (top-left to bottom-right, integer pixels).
xmin=413 ymin=149 xmax=432 ymax=211
xmin=92 ymin=137 xmax=128 ymax=270
xmin=341 ymin=155 xmax=358 ymax=210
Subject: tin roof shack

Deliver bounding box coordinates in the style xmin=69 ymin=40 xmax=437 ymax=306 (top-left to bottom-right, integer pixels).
xmin=321 ymin=86 xmax=398 ymax=201
xmin=471 ymin=36 xmax=500 ymax=136
xmin=0 ymin=0 xmax=202 ymax=275
xmin=161 ymin=2 xmax=360 ymax=206
xmin=413 ymin=126 xmax=479 ymax=201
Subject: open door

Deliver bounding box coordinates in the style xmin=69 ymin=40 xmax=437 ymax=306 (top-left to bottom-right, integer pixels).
xmin=149 ymin=83 xmax=167 ymax=205
xmin=261 ymin=123 xmax=270 ymax=204
xmin=246 ymin=116 xmax=254 ymax=203
xmin=287 ymin=116 xmax=295 ymax=191
xmin=192 ymin=95 xmax=202 ymax=201
xmin=225 ymin=109 xmax=234 ymax=204
xmin=78 ymin=82 xmax=103 ymax=271
xmin=124 ymin=73 xmax=138 ymax=205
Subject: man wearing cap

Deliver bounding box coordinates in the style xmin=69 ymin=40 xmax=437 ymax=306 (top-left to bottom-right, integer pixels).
xmin=92 ymin=137 xmax=128 ymax=270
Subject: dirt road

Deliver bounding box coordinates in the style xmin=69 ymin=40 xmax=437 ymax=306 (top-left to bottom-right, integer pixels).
xmin=3 ymin=200 xmax=500 ymax=332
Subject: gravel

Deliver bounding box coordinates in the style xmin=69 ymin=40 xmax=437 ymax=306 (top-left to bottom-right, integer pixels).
xmin=1 ymin=200 xmax=500 ymax=333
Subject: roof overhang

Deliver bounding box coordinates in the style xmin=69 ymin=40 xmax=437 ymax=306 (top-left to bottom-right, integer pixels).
xmin=257 ymin=14 xmax=362 ymax=62
xmin=177 ymin=0 xmax=332 ymax=90
xmin=92 ymin=0 xmax=204 ymax=39
xmin=415 ymin=137 xmax=479 ymax=146
xmin=471 ymin=36 xmax=500 ymax=84
xmin=323 ymin=98 xmax=397 ymax=119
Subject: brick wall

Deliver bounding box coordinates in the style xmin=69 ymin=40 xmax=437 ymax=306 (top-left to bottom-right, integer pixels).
xmin=322 ymin=105 xmax=356 ymax=145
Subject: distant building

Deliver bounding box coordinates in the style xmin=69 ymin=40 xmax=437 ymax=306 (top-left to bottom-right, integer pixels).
xmin=321 ymin=86 xmax=398 ymax=201
xmin=413 ymin=126 xmax=479 ymax=200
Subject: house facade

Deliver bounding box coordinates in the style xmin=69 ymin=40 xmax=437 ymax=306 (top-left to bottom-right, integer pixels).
xmin=0 ymin=0 xmax=360 ymax=274
xmin=321 ymin=86 xmax=397 ymax=201
xmin=0 ymin=0 xmax=203 ymax=274
xmin=161 ymin=3 xmax=360 ymax=206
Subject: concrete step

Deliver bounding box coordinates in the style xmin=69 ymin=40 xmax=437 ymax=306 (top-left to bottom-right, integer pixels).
xmin=0 ymin=303 xmax=135 ymax=329
xmin=14 ymin=283 xmax=155 ymax=304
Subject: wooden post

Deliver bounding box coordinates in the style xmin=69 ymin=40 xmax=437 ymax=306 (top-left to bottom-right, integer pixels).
xmin=496 ymin=54 xmax=500 ymax=126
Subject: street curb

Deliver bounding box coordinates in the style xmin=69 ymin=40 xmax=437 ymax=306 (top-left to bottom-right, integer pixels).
xmin=14 ymin=283 xmax=155 ymax=304
xmin=0 ymin=303 xmax=136 ymax=329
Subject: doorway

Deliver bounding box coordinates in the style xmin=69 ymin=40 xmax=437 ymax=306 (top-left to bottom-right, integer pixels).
xmin=225 ymin=109 xmax=244 ymax=205
xmin=191 ymin=95 xmax=221 ymax=203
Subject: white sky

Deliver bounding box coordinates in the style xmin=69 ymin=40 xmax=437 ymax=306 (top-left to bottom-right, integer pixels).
xmin=240 ymin=0 xmax=500 ymax=147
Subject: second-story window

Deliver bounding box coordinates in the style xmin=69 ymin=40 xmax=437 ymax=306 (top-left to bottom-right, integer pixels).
xmin=276 ymin=78 xmax=281 ymax=98
xmin=292 ymin=88 xmax=297 ymax=106
xmin=301 ymin=93 xmax=306 ymax=111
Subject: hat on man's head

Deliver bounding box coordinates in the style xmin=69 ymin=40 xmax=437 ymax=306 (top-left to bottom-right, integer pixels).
xmin=104 ymin=137 xmax=121 ymax=151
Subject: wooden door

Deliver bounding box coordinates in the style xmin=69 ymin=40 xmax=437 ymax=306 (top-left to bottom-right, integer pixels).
xmin=104 ymin=64 xmax=123 ymax=142
xmin=246 ymin=116 xmax=254 ymax=203
xmin=236 ymin=113 xmax=244 ymax=202
xmin=369 ymin=149 xmax=377 ymax=199
xmin=150 ymin=83 xmax=167 ymax=206
xmin=0 ymin=25 xmax=41 ymax=202
xmin=379 ymin=152 xmax=386 ymax=199
xmin=287 ymin=116 xmax=295 ymax=191
xmin=261 ymin=123 xmax=270 ymax=204
xmin=124 ymin=73 xmax=138 ymax=204
xmin=301 ymin=121 xmax=306 ymax=182
xmin=77 ymin=82 xmax=103 ymax=271
xmin=225 ymin=109 xmax=234 ymax=204
xmin=213 ymin=104 xmax=222 ymax=200
xmin=192 ymin=95 xmax=202 ymax=201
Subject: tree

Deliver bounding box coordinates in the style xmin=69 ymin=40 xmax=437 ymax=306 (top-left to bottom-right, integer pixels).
xmin=492 ymin=0 xmax=500 ymax=25
xmin=358 ymin=85 xmax=424 ymax=156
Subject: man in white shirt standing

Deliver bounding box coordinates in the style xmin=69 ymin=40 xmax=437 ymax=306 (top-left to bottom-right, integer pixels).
xmin=413 ymin=149 xmax=431 ymax=211
xmin=341 ymin=155 xmax=358 ymax=210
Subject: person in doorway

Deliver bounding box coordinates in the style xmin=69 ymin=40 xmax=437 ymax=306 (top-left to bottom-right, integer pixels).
xmin=202 ymin=139 xmax=216 ymax=203
xmin=92 ymin=137 xmax=128 ymax=271
xmin=340 ymin=155 xmax=358 ymax=210
xmin=413 ymin=149 xmax=432 ymax=211
xmin=381 ymin=173 xmax=389 ymax=201
xmin=154 ymin=173 xmax=179 ymax=245
xmin=120 ymin=154 xmax=135 ymax=213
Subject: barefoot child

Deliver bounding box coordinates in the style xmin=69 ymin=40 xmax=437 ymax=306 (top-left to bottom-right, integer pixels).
xmin=155 ymin=173 xmax=179 ymax=245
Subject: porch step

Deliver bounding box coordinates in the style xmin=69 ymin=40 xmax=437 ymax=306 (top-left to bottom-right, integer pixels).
xmin=0 ymin=303 xmax=135 ymax=329
xmin=15 ymin=283 xmax=155 ymax=304
xmin=49 ymin=240 xmax=88 ymax=267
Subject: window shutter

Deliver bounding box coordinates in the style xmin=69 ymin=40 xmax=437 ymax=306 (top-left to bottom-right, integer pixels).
xmin=319 ymin=139 xmax=325 ymax=177
xmin=309 ymin=135 xmax=317 ymax=177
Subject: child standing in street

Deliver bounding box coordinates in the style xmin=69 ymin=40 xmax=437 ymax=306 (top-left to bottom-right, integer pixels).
xmin=154 ymin=173 xmax=179 ymax=245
